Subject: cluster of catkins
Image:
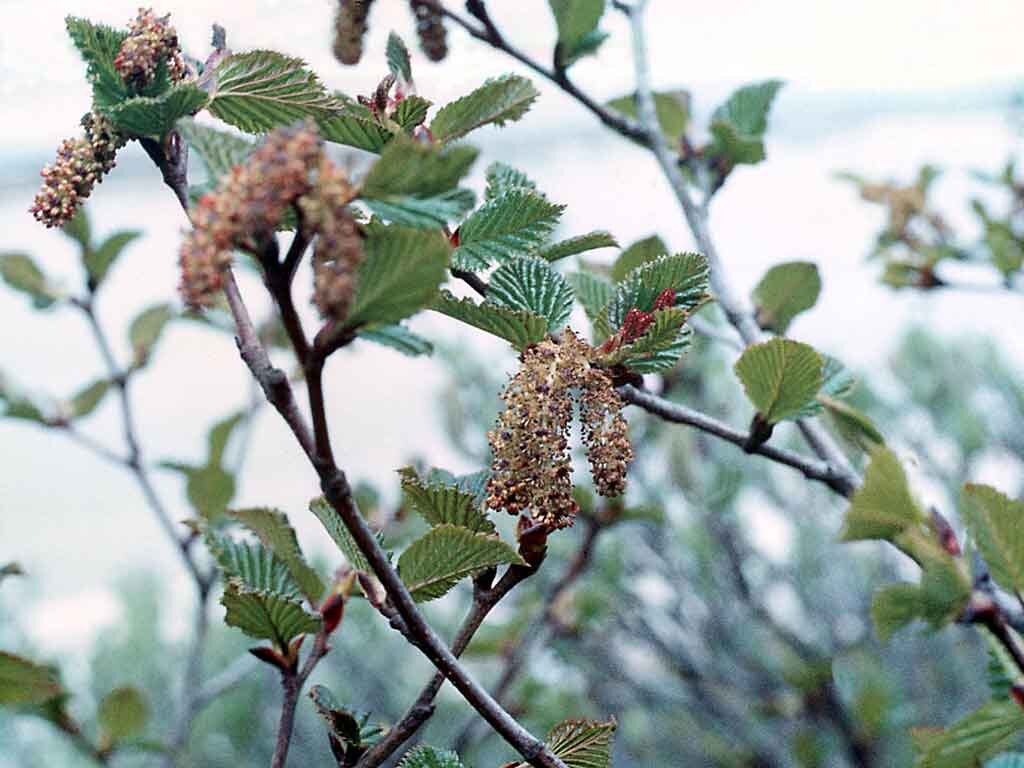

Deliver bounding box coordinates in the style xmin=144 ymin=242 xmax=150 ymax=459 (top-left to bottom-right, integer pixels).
xmin=30 ymin=8 xmax=186 ymax=228
xmin=179 ymin=124 xmax=364 ymax=318
xmin=486 ymin=330 xmax=633 ymax=532
xmin=333 ymin=0 xmax=447 ymax=65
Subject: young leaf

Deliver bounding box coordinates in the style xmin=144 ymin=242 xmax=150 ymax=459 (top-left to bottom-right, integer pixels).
xmin=398 ymin=525 xmax=524 ymax=602
xmin=68 ymin=379 xmax=110 ymax=419
xmin=454 ymin=190 xmax=565 ymax=271
xmin=345 ymin=226 xmax=451 ymax=328
xmin=487 ymin=257 xmax=575 ymax=333
xmin=398 ymin=467 xmax=495 ymax=533
xmin=358 ymin=324 xmax=434 ymax=356
xmin=319 ymin=106 xmax=395 ymax=153
xmin=610 ymin=235 xmax=669 ymax=282
xmin=431 ymin=290 xmax=549 ymax=350
xmin=961 ymin=484 xmax=1024 ymax=594
xmin=485 ymin=162 xmax=537 ymax=200
xmin=393 ymin=95 xmax=432 ymax=132
xmin=105 ymin=83 xmax=209 ymax=138
xmin=606 ymin=252 xmax=709 ymax=329
xmin=603 ymin=307 xmax=692 ymax=374
xmin=734 ymin=338 xmax=823 ymax=423
xmin=871 ymin=583 xmax=926 ymax=642
xmin=549 ymin=0 xmax=605 ymax=67
xmin=98 ymin=687 xmax=149 ymax=745
xmin=84 ymin=230 xmax=142 ymax=288
xmin=65 ymin=17 xmax=130 ymax=109
xmin=751 ymin=261 xmax=822 ymax=333
xmin=309 ymin=496 xmax=372 ymax=573
xmin=536 ymin=231 xmax=618 ymax=262
xmin=220 ymin=580 xmax=321 ymax=649
xmin=129 ymin=303 xmax=173 ymax=367
xmin=386 ymin=32 xmax=414 ymax=85
xmin=430 ymin=74 xmax=539 ymax=143
xmin=709 ymin=80 xmax=784 ymax=168
xmin=915 ymin=701 xmax=1024 ymax=768
xmin=841 ymin=447 xmax=925 ymax=542
xmin=607 ymin=92 xmax=690 ymax=143
xmin=208 ymin=533 xmax=302 ymax=598
xmin=177 ymin=119 xmax=254 ymax=183
xmin=231 ymin=507 xmax=326 ymax=604
xmin=361 ymin=139 xmax=478 ymax=199
xmin=399 ymin=746 xmax=465 ymax=768
xmin=206 ymin=50 xmax=338 ymax=133
xmin=567 ymin=271 xmax=614 ymax=324
xmin=0 ymin=652 xmax=62 ymax=706
xmin=0 ymin=253 xmax=59 ymax=309
xmin=821 ymin=396 xmax=885 ymax=450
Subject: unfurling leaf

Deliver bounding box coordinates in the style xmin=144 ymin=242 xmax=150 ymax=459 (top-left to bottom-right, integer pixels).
xmin=398 ymin=467 xmax=495 ymax=533
xmin=604 ymin=252 xmax=709 ymax=331
xmin=65 ymin=17 xmax=131 ymax=109
xmin=508 ymin=717 xmax=616 ymax=768
xmin=734 ymin=338 xmax=822 ymax=424
xmin=309 ymin=496 xmax=373 ymax=573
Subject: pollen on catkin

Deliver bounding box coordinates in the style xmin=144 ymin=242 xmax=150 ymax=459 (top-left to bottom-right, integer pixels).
xmin=114 ymin=8 xmax=187 ymax=88
xmin=486 ymin=330 xmax=633 ymax=532
xmin=333 ymin=0 xmax=376 ymax=65
xmin=409 ymin=0 xmax=448 ymax=61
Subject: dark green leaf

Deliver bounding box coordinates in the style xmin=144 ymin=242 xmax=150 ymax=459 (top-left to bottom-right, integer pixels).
xmin=398 ymin=467 xmax=494 ymax=533
xmin=207 ymin=532 xmax=300 ymax=598
xmin=105 ymin=83 xmax=209 ymax=138
xmin=309 ymin=496 xmax=372 ymax=573
xmin=605 ymin=252 xmax=710 ymax=330
xmin=610 ymin=235 xmax=669 ymax=283
xmin=386 ymin=32 xmax=413 ymax=85
xmin=231 ymin=507 xmax=325 ymax=604
xmin=487 ymin=257 xmax=574 ymax=332
xmin=362 ymin=139 xmax=478 ymax=198
xmin=319 ymin=105 xmax=394 ymax=153
xmin=399 ymin=746 xmax=465 ymax=768
xmin=536 ymin=231 xmax=618 ymax=262
xmin=394 ymin=95 xmax=432 ymax=132
xmin=220 ymin=580 xmax=321 ymax=649
xmin=65 ymin=17 xmax=130 ymax=109
xmin=454 ymin=190 xmax=565 ymax=271
xmin=485 ymin=162 xmax=537 ymax=200
xmin=431 ymin=290 xmax=549 ymax=350
xmin=601 ymin=307 xmax=692 ymax=373
xmin=430 ymin=74 xmax=539 ymax=143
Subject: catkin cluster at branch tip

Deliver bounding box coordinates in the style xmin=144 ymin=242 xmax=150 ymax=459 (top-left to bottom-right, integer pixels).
xmin=409 ymin=0 xmax=448 ymax=62
xmin=333 ymin=0 xmax=376 ymax=65
xmin=178 ymin=124 xmax=322 ymax=308
xmin=114 ymin=8 xmax=187 ymax=88
xmin=29 ymin=112 xmax=127 ymax=229
xmin=486 ymin=330 xmax=633 ymax=532
xmin=300 ymin=158 xmax=363 ymax=322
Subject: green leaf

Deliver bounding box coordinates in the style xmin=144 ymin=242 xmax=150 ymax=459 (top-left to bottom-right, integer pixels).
xmin=605 ymin=252 xmax=709 ymax=330
xmin=208 ymin=411 xmax=244 ymax=468
xmin=751 ymin=261 xmax=821 ymax=333
xmin=485 ymin=162 xmax=537 ymax=200
xmin=310 ymin=496 xmax=372 ymax=573
xmin=398 ymin=525 xmax=524 ymax=602
xmin=610 ymin=235 xmax=668 ymax=282
xmin=547 ymin=718 xmax=616 ymax=768
xmin=549 ymin=0 xmax=605 ymax=67
xmin=220 ymin=580 xmax=321 ymax=649
xmin=98 ymin=687 xmax=149 ymax=745
xmin=0 ymin=652 xmax=62 ymax=706
xmin=129 ymin=303 xmax=173 ymax=367
xmin=962 ymin=484 xmax=1024 ymax=593
xmin=915 ymin=701 xmax=1024 ymax=768
xmin=871 ymin=583 xmax=927 ymax=642
xmin=536 ymin=231 xmax=618 ymax=262
xmin=61 ymin=209 xmax=91 ymax=249
xmin=207 ymin=532 xmax=301 ymax=598
xmin=319 ymin=104 xmax=395 ymax=153
xmin=362 ymin=139 xmax=478 ymax=198
xmin=431 ymin=290 xmax=549 ymax=350
xmin=162 ymin=463 xmax=235 ymax=523
xmin=821 ymin=396 xmax=885 ymax=450
xmin=393 ymin=95 xmax=432 ymax=132
xmin=65 ymin=17 xmax=130 ymax=109
xmin=105 ymin=83 xmax=209 ymax=138
xmin=177 ymin=119 xmax=255 ymax=183
xmin=84 ymin=230 xmax=142 ymax=288
xmin=560 ymin=29 xmax=609 ymax=68
xmin=454 ymin=190 xmax=565 ymax=271
xmin=399 ymin=746 xmax=465 ymax=768
xmin=602 ymin=307 xmax=692 ymax=373
xmin=386 ymin=32 xmax=413 ymax=85
xmin=345 ymin=226 xmax=451 ymax=328
xmin=430 ymin=74 xmax=539 ymax=143
xmin=231 ymin=507 xmax=325 ymax=604
xmin=607 ymin=91 xmax=690 ymax=142
xmin=796 ymin=355 xmax=856 ymax=419
xmin=358 ymin=324 xmax=434 ymax=356
xmin=398 ymin=467 xmax=495 ymax=533
xmin=364 ymin=188 xmax=475 ymax=228
xmin=567 ymin=270 xmax=614 ymax=326
xmin=987 ymin=634 xmax=1019 ymax=700
xmin=487 ymin=257 xmax=574 ymax=332
xmin=206 ymin=50 xmax=338 ymax=133
xmin=733 ymin=338 xmax=823 ymax=424
xmin=841 ymin=447 xmax=925 ymax=542
xmin=709 ymin=80 xmax=784 ymax=168
xmin=68 ymin=379 xmax=110 ymax=419
xmin=0 ymin=253 xmax=59 ymax=309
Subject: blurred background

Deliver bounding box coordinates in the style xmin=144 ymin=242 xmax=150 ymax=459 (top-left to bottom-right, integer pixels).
xmin=1 ymin=1 xmax=1023 ymax=765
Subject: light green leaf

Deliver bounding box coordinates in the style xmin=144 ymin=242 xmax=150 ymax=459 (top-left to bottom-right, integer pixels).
xmin=399 ymin=746 xmax=465 ymax=768
xmin=962 ymin=484 xmax=1024 ymax=593
xmin=61 ymin=210 xmax=91 ymax=249
xmin=602 ymin=307 xmax=692 ymax=374
xmin=431 ymin=290 xmax=549 ymax=350
xmin=751 ymin=261 xmax=821 ymax=333
xmin=430 ymin=74 xmax=539 ymax=143
xmin=98 ymin=687 xmax=149 ymax=745
xmin=605 ymin=252 xmax=710 ymax=330
xmin=454 ymin=190 xmax=565 ymax=271
xmin=560 ymin=29 xmax=609 ymax=68
xmin=796 ymin=355 xmax=856 ymax=418
xmin=567 ymin=271 xmax=614 ymax=324
xmin=231 ymin=507 xmax=325 ymax=604
xmin=536 ymin=231 xmax=618 ymax=262
xmin=398 ymin=467 xmax=495 ymax=533
xmin=0 ymin=253 xmax=59 ymax=309
xmin=310 ymin=496 xmax=372 ymax=573
xmin=68 ymin=379 xmax=110 ymax=419
xmin=485 ymin=162 xmax=537 ymax=200
xmin=607 ymin=92 xmax=690 ymax=142
xmin=841 ymin=447 xmax=925 ymax=542
xmin=161 ymin=463 xmax=235 ymax=523
xmin=65 ymin=17 xmax=130 ymax=109
xmin=105 ymin=83 xmax=209 ymax=138
xmin=220 ymin=580 xmax=321 ymax=649
xmin=177 ymin=119 xmax=254 ymax=182
xmin=709 ymin=80 xmax=784 ymax=168
xmin=398 ymin=525 xmax=524 ymax=602
xmin=84 ymin=230 xmax=142 ymax=288
xmin=915 ymin=701 xmax=1024 ymax=768
xmin=734 ymin=338 xmax=823 ymax=424
xmin=358 ymin=324 xmax=433 ymax=356
xmin=0 ymin=652 xmax=62 ymax=706
xmin=386 ymin=32 xmax=413 ymax=85
xmin=345 ymin=226 xmax=451 ymax=328
xmin=487 ymin=257 xmax=574 ymax=333
xmin=610 ymin=235 xmax=669 ymax=282
xmin=208 ymin=411 xmax=244 ymax=468
xmin=549 ymin=0 xmax=605 ymax=67
xmin=821 ymin=396 xmax=885 ymax=450
xmin=206 ymin=50 xmax=338 ymax=133
xmin=871 ymin=583 xmax=927 ymax=642
xmin=129 ymin=303 xmax=174 ymax=367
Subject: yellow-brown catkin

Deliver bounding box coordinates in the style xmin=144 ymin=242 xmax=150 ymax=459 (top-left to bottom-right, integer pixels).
xmin=409 ymin=0 xmax=448 ymax=61
xmin=114 ymin=8 xmax=187 ymax=88
xmin=300 ymin=158 xmax=363 ymax=322
xmin=178 ymin=124 xmax=321 ymax=308
xmin=486 ymin=330 xmax=632 ymax=532
xmin=333 ymin=0 xmax=376 ymax=65
xmin=29 ymin=112 xmax=127 ymax=229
